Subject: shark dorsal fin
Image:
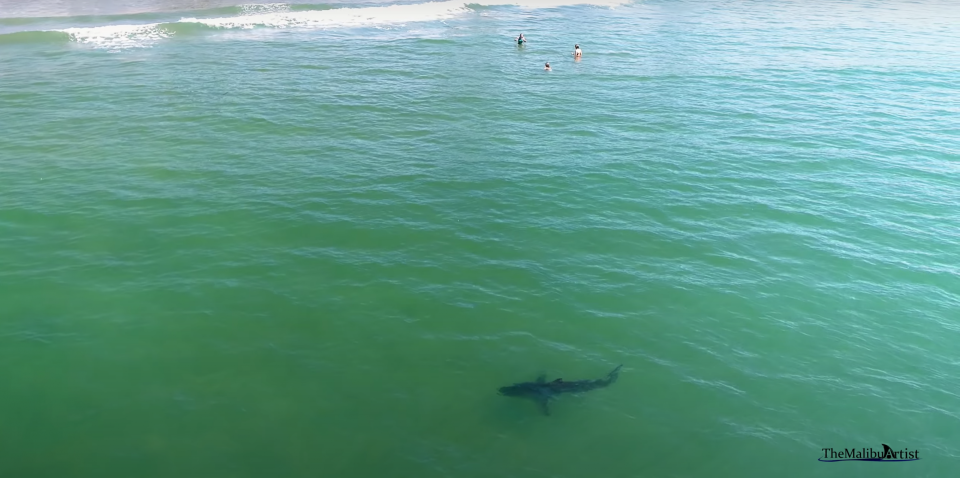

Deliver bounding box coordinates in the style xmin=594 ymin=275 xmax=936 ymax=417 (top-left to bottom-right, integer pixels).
xmin=882 ymin=444 xmax=893 ymax=459
xmin=552 ymin=378 xmax=563 ymax=383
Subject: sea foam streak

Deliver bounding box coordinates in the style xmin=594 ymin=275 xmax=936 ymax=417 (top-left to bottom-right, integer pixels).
xmin=53 ymin=0 xmax=626 ymax=49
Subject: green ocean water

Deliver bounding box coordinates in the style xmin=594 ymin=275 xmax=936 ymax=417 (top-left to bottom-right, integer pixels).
xmin=1 ymin=0 xmax=959 ymax=476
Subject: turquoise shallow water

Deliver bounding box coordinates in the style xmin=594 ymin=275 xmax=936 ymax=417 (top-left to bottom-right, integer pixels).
xmin=1 ymin=0 xmax=959 ymax=476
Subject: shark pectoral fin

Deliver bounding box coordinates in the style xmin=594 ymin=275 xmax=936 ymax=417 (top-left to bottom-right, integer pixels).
xmin=537 ymin=398 xmax=551 ymax=416
xmin=536 ymin=374 xmax=546 ymax=384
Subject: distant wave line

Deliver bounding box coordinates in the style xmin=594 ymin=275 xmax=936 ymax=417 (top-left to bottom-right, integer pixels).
xmin=0 ymin=0 xmax=627 ymax=49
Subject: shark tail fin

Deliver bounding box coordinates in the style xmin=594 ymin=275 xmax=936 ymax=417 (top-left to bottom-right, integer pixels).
xmin=607 ymin=364 xmax=623 ymax=384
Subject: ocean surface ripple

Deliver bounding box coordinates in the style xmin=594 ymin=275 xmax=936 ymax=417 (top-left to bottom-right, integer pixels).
xmin=1 ymin=0 xmax=959 ymax=477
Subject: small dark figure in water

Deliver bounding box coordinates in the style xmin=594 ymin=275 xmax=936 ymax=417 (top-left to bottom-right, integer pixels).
xmin=498 ymin=364 xmax=622 ymax=415
xmin=516 ymin=33 xmax=526 ymax=45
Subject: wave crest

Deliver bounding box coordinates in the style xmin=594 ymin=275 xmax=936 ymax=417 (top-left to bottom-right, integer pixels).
xmin=180 ymin=1 xmax=472 ymax=30
xmin=60 ymin=23 xmax=172 ymax=49
xmin=0 ymin=0 xmax=630 ymax=50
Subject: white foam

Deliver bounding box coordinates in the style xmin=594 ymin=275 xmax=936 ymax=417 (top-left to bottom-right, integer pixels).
xmin=181 ymin=0 xmax=626 ymax=30
xmin=181 ymin=1 xmax=472 ymax=30
xmin=238 ymin=3 xmax=292 ymax=15
xmin=58 ymin=0 xmax=628 ymax=49
xmin=59 ymin=23 xmax=171 ymax=49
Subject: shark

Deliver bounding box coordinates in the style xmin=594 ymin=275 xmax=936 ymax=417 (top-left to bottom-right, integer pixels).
xmin=497 ymin=364 xmax=623 ymax=416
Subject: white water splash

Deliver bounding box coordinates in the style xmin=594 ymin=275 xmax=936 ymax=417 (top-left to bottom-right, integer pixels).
xmin=181 ymin=1 xmax=472 ymax=30
xmin=56 ymin=0 xmax=628 ymax=49
xmin=238 ymin=3 xmax=293 ymax=15
xmin=59 ymin=23 xmax=171 ymax=49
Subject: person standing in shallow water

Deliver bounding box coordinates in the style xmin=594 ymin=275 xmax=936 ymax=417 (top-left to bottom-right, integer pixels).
xmin=573 ymin=44 xmax=582 ymax=59
xmin=516 ymin=33 xmax=526 ymax=45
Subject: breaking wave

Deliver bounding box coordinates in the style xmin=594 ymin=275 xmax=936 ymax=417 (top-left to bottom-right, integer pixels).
xmin=0 ymin=0 xmax=627 ymax=50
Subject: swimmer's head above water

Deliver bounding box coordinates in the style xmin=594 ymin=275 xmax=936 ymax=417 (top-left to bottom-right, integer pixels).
xmin=544 ymin=62 xmax=551 ymax=70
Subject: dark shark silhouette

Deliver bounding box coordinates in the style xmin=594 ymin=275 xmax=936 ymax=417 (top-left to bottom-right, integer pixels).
xmin=498 ymin=365 xmax=623 ymax=415
xmin=882 ymin=444 xmax=894 ymax=459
